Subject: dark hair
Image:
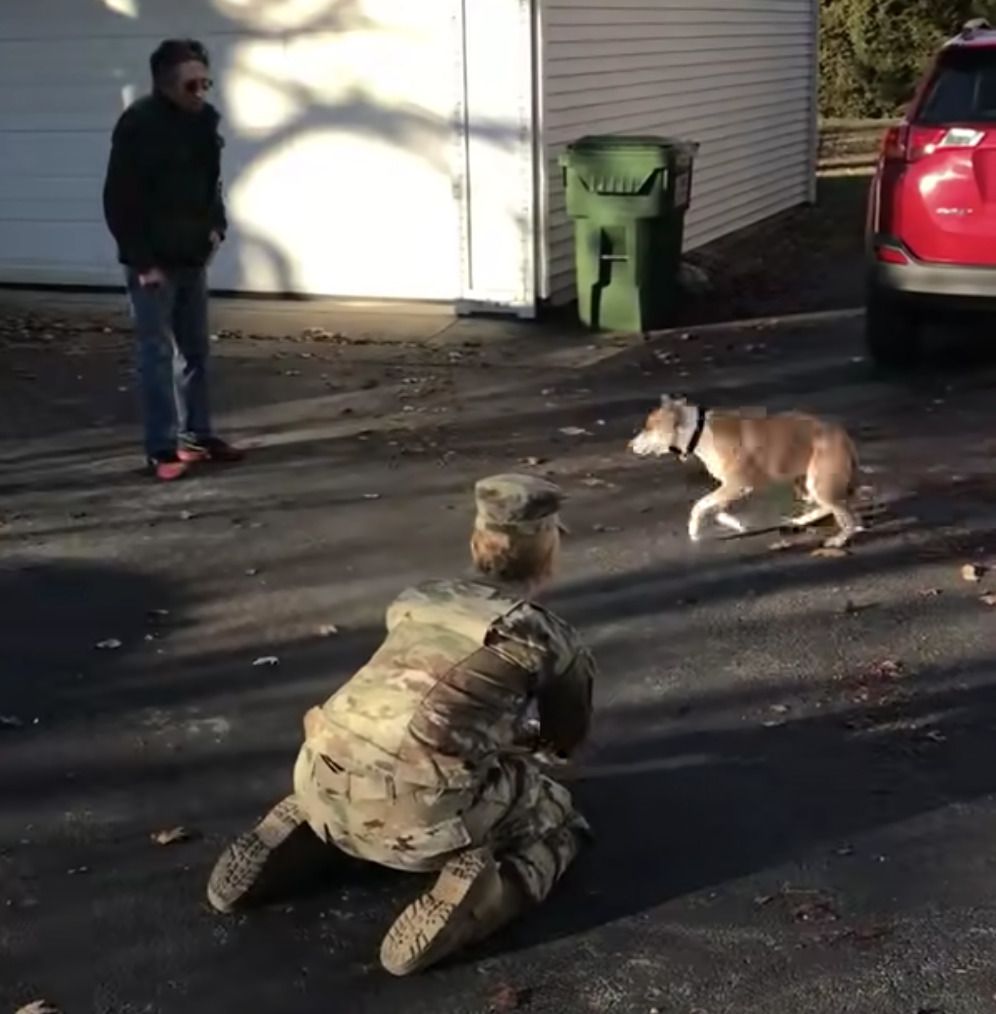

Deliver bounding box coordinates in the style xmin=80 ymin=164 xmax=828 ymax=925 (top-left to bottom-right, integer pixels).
xmin=150 ymin=38 xmax=210 ymax=84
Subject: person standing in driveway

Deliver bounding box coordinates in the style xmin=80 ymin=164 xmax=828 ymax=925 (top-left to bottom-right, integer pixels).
xmin=103 ymin=38 xmax=243 ymax=481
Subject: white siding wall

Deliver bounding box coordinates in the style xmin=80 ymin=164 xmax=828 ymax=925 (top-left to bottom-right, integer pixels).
xmin=541 ymin=0 xmax=817 ymax=303
xmin=0 ymin=0 xmax=468 ymax=300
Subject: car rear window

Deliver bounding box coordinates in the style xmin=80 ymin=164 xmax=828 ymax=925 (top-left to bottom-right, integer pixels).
xmin=918 ymin=47 xmax=996 ymax=124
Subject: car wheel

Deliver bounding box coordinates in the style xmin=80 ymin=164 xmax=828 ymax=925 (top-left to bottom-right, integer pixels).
xmin=865 ymin=288 xmax=921 ymax=371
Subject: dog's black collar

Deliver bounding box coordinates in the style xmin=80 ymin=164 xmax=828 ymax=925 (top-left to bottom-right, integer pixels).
xmin=670 ymin=405 xmax=707 ymax=460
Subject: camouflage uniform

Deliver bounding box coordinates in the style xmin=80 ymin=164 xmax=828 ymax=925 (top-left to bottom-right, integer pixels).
xmin=207 ymin=474 xmax=595 ymax=974
xmin=292 ymin=573 xmax=595 ymax=899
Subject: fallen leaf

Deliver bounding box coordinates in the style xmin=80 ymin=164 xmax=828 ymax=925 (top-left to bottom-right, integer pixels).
xmin=838 ymin=657 xmax=907 ymax=707
xmin=770 ymin=704 xmax=791 ymax=714
xmin=812 ymin=547 xmax=848 ymax=559
xmin=490 ymin=984 xmax=533 ymax=1011
xmin=318 ymin=624 xmax=340 ymax=637
xmin=866 ymin=658 xmax=904 ymax=681
xmin=768 ymin=539 xmax=795 ymax=552
xmin=827 ymin=921 xmax=894 ymax=947
xmin=520 ymin=456 xmax=546 ymax=467
xmin=755 ymin=886 xmax=838 ymax=924
xmin=245 ymin=568 xmax=259 ymax=577
xmin=252 ymin=655 xmax=280 ymax=667
xmin=558 ymin=426 xmax=590 ymax=437
xmin=592 ymin=524 xmax=621 ymax=534
xmin=151 ymin=826 xmax=196 ymax=846
xmin=179 ymin=510 xmax=196 ymax=521
xmin=95 ymin=638 xmax=122 ymax=650
xmin=918 ymin=588 xmax=942 ymax=599
xmin=962 ymin=563 xmax=986 ymax=583
xmin=792 ymin=897 xmax=839 ymax=924
xmin=15 ymin=1002 xmax=62 ymax=1014
xmin=363 ymin=493 xmax=381 ymax=500
xmin=981 ymin=593 xmax=996 ymax=607
xmin=0 ymin=715 xmax=25 ymax=728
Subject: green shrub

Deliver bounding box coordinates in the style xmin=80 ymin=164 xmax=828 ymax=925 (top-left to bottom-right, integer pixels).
xmin=820 ymin=0 xmax=996 ymax=118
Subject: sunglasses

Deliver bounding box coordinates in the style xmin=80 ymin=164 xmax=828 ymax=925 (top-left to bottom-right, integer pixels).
xmin=183 ymin=77 xmax=213 ymax=95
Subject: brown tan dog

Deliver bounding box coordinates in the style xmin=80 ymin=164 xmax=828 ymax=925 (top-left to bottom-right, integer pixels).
xmin=629 ymin=395 xmax=863 ymax=548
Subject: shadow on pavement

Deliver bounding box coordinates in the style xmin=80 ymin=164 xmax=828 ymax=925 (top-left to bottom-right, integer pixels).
xmin=5 ymin=543 xmax=996 ymax=1009
xmin=487 ymin=650 xmax=996 ymax=958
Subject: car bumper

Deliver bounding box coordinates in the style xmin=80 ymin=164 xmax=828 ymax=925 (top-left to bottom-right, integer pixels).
xmin=869 ymin=236 xmax=996 ymax=303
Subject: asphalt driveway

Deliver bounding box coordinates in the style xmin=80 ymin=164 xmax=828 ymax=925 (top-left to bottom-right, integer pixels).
xmin=4 ymin=305 xmax=996 ymax=1014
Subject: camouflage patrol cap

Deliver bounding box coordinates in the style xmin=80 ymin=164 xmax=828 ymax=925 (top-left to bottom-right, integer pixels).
xmin=474 ymin=473 xmax=567 ymax=533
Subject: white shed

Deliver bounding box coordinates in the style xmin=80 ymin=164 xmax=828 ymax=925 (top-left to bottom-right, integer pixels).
xmin=0 ymin=0 xmax=816 ymax=319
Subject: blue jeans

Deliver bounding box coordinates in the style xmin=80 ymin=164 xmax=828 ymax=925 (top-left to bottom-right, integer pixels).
xmin=127 ymin=267 xmax=213 ymax=459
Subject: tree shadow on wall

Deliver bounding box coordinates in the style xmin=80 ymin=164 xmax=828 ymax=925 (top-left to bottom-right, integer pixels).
xmin=96 ymin=0 xmax=524 ymax=298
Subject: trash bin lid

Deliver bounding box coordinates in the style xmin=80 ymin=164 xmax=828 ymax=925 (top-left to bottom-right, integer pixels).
xmin=567 ymin=134 xmax=697 ymax=157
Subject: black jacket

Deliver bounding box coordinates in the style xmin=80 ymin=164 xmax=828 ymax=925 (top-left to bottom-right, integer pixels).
xmin=103 ymin=92 xmax=227 ymax=272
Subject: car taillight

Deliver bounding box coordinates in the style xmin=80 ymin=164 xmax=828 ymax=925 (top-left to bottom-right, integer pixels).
xmin=883 ymin=124 xmax=986 ymax=164
xmin=882 ymin=124 xmax=910 ymax=162
xmin=874 ymin=244 xmax=911 ymax=265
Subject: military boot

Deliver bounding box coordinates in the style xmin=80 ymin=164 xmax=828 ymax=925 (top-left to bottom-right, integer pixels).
xmin=207 ymin=795 xmax=334 ymax=913
xmin=379 ymin=847 xmax=525 ymax=976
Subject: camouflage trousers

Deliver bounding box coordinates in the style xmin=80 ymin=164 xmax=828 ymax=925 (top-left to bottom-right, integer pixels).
xmin=292 ymin=743 xmax=589 ymax=905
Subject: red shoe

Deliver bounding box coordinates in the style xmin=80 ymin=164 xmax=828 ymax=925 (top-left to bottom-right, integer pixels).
xmin=178 ymin=437 xmax=245 ymax=464
xmin=148 ymin=454 xmax=189 ymax=482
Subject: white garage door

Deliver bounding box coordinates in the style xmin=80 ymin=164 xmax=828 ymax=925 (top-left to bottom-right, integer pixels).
xmin=0 ymin=0 xmax=533 ymax=304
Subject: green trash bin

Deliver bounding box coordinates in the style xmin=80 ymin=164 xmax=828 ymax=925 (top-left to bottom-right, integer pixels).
xmin=560 ymin=135 xmax=698 ymax=333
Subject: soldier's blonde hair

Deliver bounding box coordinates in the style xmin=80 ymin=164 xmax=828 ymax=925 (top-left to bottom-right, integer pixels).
xmin=470 ymin=522 xmax=559 ymax=587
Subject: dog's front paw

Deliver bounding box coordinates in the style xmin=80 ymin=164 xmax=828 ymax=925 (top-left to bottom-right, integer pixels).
xmin=822 ymin=533 xmax=850 ymax=549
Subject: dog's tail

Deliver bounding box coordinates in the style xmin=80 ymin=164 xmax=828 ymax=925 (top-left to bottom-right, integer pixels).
xmin=844 ymin=432 xmax=860 ymax=497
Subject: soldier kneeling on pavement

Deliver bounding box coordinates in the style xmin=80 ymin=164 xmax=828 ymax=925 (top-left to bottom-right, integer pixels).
xmin=206 ymin=473 xmax=597 ymax=976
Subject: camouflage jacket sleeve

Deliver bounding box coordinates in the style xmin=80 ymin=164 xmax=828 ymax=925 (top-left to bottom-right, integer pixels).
xmin=537 ymin=625 xmax=596 ymax=757
xmin=491 ymin=602 xmax=596 ymax=758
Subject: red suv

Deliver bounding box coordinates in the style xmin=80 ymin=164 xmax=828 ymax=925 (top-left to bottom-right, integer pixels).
xmin=866 ymin=18 xmax=996 ymax=368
